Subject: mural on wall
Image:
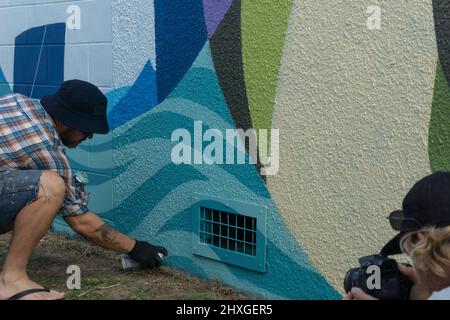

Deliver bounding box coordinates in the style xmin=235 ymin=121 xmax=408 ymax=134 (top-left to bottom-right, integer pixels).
xmin=0 ymin=68 xmax=9 ymax=96
xmin=0 ymin=0 xmax=337 ymax=299
xmin=14 ymin=23 xmax=66 ymax=99
xmin=429 ymin=0 xmax=450 ymax=172
xmin=0 ymin=22 xmax=66 ymax=98
xmin=241 ymin=0 xmax=292 ymax=135
xmin=266 ymin=0 xmax=437 ymax=291
xmin=103 ymin=0 xmax=338 ymax=299
xmin=210 ymin=0 xmax=251 ymax=132
xmin=0 ymin=0 xmax=447 ymax=299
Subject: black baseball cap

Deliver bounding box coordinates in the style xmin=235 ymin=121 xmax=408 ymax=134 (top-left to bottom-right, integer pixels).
xmin=381 ymin=172 xmax=450 ymax=256
xmin=41 ymin=80 xmax=109 ymax=134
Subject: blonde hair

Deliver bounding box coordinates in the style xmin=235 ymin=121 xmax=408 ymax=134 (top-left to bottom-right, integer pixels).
xmin=400 ymin=226 xmax=450 ymax=280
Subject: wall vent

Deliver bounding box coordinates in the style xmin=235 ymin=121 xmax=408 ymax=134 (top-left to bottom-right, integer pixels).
xmin=192 ymin=194 xmax=267 ymax=273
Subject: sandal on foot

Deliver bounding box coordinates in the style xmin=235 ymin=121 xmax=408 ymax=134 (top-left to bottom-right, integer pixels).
xmin=7 ymin=287 xmax=63 ymax=300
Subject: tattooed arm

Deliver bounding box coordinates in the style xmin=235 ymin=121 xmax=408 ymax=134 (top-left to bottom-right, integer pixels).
xmin=64 ymin=212 xmax=135 ymax=253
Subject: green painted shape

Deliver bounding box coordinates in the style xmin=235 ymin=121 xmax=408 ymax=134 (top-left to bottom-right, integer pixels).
xmin=241 ymin=0 xmax=293 ymax=131
xmin=429 ymin=60 xmax=450 ymax=172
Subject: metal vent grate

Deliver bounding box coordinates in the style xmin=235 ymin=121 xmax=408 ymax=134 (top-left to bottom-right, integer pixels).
xmin=192 ymin=194 xmax=267 ymax=273
xmin=199 ymin=207 xmax=257 ymax=256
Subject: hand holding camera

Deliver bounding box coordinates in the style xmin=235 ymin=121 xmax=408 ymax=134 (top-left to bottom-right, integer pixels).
xmin=397 ymin=264 xmax=432 ymax=300
xmin=343 ymin=258 xmax=432 ymax=300
xmin=343 ymin=254 xmax=413 ymax=300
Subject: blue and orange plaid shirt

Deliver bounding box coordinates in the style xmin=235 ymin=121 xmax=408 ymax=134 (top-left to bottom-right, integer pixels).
xmin=0 ymin=93 xmax=89 ymax=217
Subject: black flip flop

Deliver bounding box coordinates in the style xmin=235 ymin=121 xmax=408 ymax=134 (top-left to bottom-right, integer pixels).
xmin=7 ymin=287 xmax=64 ymax=300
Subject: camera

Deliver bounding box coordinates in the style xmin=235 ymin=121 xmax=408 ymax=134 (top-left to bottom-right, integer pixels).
xmin=344 ymin=254 xmax=412 ymax=300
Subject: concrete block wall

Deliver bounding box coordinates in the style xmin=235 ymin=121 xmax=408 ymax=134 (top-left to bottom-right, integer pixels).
xmin=0 ymin=0 xmax=114 ymax=220
xmin=0 ymin=0 xmax=112 ymax=95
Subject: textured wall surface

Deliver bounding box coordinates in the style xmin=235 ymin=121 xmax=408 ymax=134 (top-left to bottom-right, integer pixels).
xmin=267 ymin=0 xmax=437 ymax=289
xmin=1 ymin=0 xmax=448 ymax=299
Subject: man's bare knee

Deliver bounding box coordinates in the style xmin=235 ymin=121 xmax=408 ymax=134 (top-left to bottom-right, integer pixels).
xmin=38 ymin=171 xmax=65 ymax=205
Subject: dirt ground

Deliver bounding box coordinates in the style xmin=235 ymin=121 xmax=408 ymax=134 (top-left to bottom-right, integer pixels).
xmin=0 ymin=231 xmax=249 ymax=300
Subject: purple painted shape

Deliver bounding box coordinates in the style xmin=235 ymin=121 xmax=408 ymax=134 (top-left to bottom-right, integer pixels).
xmin=203 ymin=0 xmax=233 ymax=37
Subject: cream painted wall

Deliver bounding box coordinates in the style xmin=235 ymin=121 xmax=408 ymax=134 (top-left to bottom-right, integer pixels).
xmin=267 ymin=0 xmax=437 ymax=290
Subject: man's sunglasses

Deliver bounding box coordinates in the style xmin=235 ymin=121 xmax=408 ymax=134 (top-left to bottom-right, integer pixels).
xmin=388 ymin=210 xmax=422 ymax=232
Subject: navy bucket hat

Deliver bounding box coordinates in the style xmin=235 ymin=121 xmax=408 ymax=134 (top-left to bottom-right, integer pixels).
xmin=381 ymin=172 xmax=450 ymax=256
xmin=41 ymin=80 xmax=109 ymax=134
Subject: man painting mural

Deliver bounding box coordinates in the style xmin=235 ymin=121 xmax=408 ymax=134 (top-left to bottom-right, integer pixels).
xmin=0 ymin=80 xmax=168 ymax=300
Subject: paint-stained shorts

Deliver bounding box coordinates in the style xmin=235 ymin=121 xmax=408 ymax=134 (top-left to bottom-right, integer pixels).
xmin=0 ymin=170 xmax=43 ymax=228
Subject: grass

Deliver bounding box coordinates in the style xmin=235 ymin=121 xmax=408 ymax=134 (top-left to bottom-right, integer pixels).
xmin=183 ymin=293 xmax=214 ymax=300
xmin=0 ymin=231 xmax=250 ymax=300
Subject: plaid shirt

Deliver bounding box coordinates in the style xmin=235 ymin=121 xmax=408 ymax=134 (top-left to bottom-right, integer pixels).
xmin=0 ymin=93 xmax=89 ymax=217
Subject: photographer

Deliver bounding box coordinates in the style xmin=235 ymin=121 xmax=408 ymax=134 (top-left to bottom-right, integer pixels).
xmin=344 ymin=172 xmax=450 ymax=300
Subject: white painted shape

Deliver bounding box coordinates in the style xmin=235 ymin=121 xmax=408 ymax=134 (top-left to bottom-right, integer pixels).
xmin=112 ymin=0 xmax=156 ymax=88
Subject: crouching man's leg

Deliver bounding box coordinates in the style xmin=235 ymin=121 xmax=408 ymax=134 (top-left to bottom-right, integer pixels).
xmin=0 ymin=170 xmax=66 ymax=300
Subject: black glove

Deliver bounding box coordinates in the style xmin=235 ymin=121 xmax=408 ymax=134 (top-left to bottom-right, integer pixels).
xmin=128 ymin=240 xmax=168 ymax=268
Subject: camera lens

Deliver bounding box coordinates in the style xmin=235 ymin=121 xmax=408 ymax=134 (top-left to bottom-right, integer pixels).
xmin=343 ymin=269 xmax=357 ymax=293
